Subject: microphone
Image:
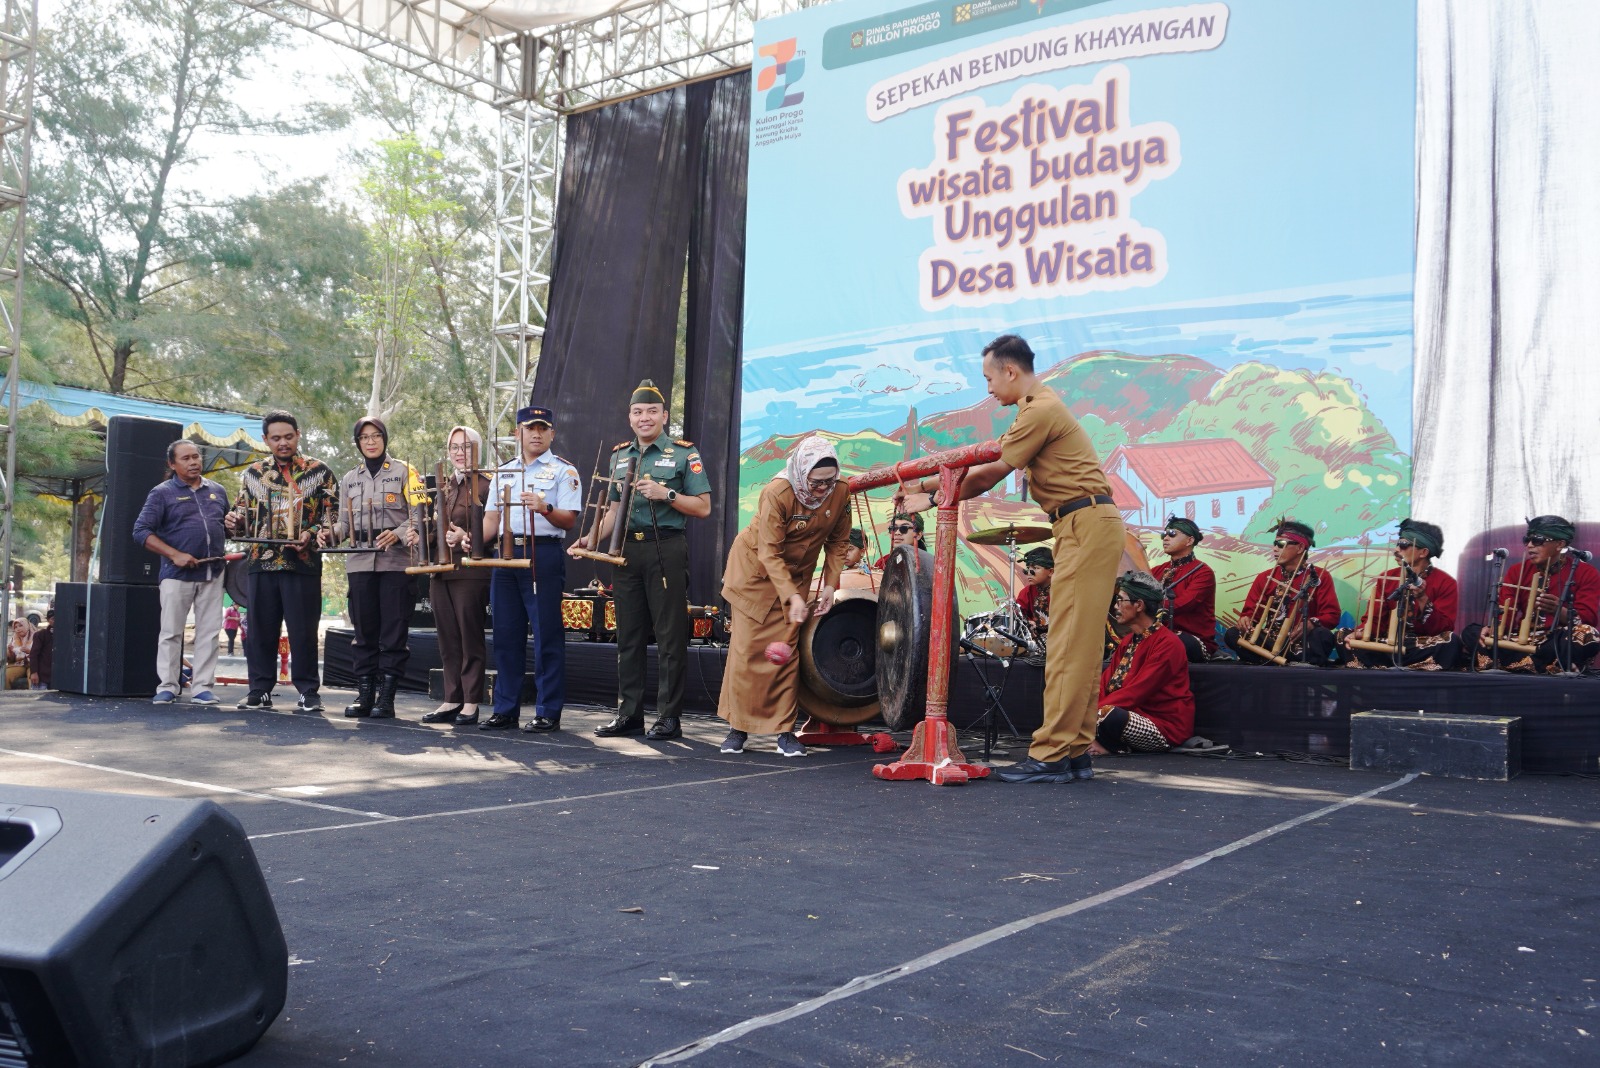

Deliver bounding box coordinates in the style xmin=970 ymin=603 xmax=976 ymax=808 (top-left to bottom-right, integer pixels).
xmin=1484 ymin=547 xmax=1508 ymax=561
xmin=959 ymin=636 xmax=1003 ymax=663
xmin=1567 ymin=548 xmax=1593 ymax=562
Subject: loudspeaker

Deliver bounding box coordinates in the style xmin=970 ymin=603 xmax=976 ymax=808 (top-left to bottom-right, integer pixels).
xmin=0 ymin=785 xmax=287 ymax=1066
xmin=98 ymin=415 xmax=184 ymax=585
xmin=52 ymin=582 xmax=162 ymax=697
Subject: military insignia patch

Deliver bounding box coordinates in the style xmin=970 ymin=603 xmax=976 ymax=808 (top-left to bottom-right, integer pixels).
xmin=386 ymin=493 xmax=397 ymax=503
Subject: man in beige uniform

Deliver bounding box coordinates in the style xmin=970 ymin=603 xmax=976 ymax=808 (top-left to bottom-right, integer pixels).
xmin=903 ymin=334 xmax=1122 ymax=783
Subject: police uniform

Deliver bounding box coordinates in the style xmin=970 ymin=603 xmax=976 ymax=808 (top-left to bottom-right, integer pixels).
xmin=334 ymin=417 xmax=428 ymax=719
xmin=595 ymin=381 xmax=713 ymax=739
xmin=484 ymin=406 xmax=582 ymax=729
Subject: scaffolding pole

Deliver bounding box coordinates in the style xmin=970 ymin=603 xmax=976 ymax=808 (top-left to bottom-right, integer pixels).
xmin=0 ymin=0 xmax=38 ymax=627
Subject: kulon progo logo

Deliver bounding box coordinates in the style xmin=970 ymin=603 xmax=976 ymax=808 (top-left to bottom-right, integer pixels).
xmin=757 ymin=38 xmax=806 ymax=111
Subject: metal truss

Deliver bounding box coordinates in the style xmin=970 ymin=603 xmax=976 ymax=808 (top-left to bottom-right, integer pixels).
xmin=248 ymin=0 xmax=818 ymax=443
xmin=0 ymin=0 xmax=37 ymax=626
xmin=489 ymin=99 xmax=559 ymax=456
xmin=240 ymin=0 xmax=528 ymax=105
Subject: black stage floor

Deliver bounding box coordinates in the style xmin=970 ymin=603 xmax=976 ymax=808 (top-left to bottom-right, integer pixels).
xmin=3 ymin=686 xmax=1598 ymax=1066
xmin=327 ymin=630 xmax=1600 ymax=775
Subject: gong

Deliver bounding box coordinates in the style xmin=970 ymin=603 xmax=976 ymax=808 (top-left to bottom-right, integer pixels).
xmin=797 ymin=589 xmax=881 ymax=726
xmin=875 ymin=546 xmax=955 ymax=731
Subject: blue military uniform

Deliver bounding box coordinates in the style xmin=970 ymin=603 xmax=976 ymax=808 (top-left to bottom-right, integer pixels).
xmin=484 ymin=407 xmax=582 ymax=729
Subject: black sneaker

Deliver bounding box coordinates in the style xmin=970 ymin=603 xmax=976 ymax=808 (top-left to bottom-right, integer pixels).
xmin=719 ymin=729 xmax=748 ymax=754
xmin=775 ymin=732 xmax=807 ymax=758
xmin=297 ymin=692 xmax=324 ymax=713
xmin=995 ymin=757 xmax=1074 ymax=784
xmin=236 ymin=691 xmax=273 ymax=711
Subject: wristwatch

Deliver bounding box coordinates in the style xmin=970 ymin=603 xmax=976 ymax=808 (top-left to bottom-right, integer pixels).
xmin=667 ymin=490 xmax=678 ymax=503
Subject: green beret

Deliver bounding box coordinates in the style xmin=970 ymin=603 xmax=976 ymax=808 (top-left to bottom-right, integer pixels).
xmin=1023 ymin=547 xmax=1054 ymax=569
xmin=1164 ymin=516 xmax=1203 ymax=543
xmin=1526 ymin=515 xmax=1577 ymax=543
xmin=630 ymin=379 xmax=667 ymax=407
xmin=1116 ymin=569 xmax=1164 ymax=613
xmin=1397 ymin=518 xmax=1443 ymax=554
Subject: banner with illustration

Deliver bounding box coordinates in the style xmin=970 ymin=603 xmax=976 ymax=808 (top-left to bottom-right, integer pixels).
xmin=743 ymin=0 xmax=1416 ymax=625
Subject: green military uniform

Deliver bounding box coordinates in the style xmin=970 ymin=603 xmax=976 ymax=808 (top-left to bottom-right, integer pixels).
xmin=606 ymin=403 xmax=713 ymax=731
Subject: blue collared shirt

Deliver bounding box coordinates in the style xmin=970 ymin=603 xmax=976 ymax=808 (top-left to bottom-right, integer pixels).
xmin=131 ymin=476 xmax=231 ymax=582
xmin=485 ymin=452 xmax=582 ymax=537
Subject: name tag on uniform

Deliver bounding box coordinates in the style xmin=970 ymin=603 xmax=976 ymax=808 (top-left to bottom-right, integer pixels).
xmin=654 ymin=459 xmax=675 ymax=469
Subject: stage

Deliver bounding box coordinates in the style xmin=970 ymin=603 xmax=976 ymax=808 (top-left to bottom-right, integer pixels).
xmin=326 ymin=630 xmax=1600 ymax=776
xmin=3 ymin=686 xmax=1598 ymax=1066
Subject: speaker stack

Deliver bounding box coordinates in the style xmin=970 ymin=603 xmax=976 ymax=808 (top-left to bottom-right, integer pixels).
xmin=0 ymin=785 xmax=287 ymax=1065
xmin=56 ymin=416 xmax=183 ymax=697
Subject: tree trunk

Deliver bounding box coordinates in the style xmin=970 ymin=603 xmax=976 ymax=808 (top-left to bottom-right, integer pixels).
xmin=72 ymin=494 xmax=97 ymax=582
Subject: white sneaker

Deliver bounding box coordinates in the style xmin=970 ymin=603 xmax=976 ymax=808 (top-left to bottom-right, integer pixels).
xmin=719 ymin=729 xmax=747 ymax=754
xmin=775 ymin=732 xmax=807 ymax=758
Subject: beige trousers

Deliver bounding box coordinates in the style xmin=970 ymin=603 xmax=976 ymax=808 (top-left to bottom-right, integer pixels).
xmin=1032 ymin=503 xmax=1124 ymax=762
xmin=158 ymin=572 xmax=226 ymax=694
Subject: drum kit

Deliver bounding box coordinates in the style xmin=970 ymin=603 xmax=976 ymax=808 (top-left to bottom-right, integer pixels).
xmin=960 ymin=523 xmax=1051 ymax=665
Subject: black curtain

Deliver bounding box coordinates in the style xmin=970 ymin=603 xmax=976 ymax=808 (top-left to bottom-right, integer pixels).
xmin=534 ymin=87 xmax=695 ymax=591
xmin=535 ymin=75 xmax=749 ymax=604
xmin=683 ymin=76 xmax=750 ymax=607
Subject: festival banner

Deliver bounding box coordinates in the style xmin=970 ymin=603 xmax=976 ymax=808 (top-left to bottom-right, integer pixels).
xmin=743 ymin=0 xmax=1416 ymax=625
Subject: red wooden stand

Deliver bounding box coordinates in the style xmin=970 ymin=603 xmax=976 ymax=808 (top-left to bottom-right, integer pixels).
xmin=847 ymin=442 xmax=1003 ymax=785
xmin=794 ymin=716 xmax=898 ymax=752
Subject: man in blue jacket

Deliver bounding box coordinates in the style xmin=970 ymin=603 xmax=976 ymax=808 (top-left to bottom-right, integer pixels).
xmin=132 ymin=439 xmax=231 ymax=705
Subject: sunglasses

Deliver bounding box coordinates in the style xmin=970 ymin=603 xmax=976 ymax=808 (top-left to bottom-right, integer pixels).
xmin=890 ymin=524 xmax=917 ymax=534
xmin=1523 ymin=535 xmax=1552 ymax=546
xmin=1272 ymin=540 xmax=1291 ymax=549
xmin=1396 ymin=539 xmax=1414 ymax=550
xmin=1161 ymin=529 xmax=1183 ymax=538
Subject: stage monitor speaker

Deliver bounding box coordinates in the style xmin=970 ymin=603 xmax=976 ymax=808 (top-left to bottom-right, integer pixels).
xmin=52 ymin=582 xmax=162 ymax=697
xmin=0 ymin=785 xmax=287 ymax=1066
xmin=98 ymin=415 xmax=184 ymax=585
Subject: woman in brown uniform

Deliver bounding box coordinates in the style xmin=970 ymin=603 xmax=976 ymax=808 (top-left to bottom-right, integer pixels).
xmin=422 ymin=425 xmax=493 ymax=725
xmin=717 ymin=436 xmax=853 ymax=758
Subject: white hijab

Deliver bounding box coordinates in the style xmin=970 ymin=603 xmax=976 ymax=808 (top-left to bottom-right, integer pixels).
xmin=445 ymin=425 xmax=484 ymax=480
xmin=780 ymin=435 xmax=839 ymax=509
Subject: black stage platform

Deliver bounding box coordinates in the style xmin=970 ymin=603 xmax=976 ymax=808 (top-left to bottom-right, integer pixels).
xmin=3 ymin=688 xmax=1598 ymax=1067
xmin=327 ymin=630 xmax=1600 ymax=775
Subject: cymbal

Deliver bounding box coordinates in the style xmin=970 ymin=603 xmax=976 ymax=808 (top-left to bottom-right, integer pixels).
xmin=965 ymin=524 xmax=1053 ymax=546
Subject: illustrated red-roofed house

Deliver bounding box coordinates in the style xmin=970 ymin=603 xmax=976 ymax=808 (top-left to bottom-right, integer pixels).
xmin=1105 ymin=439 xmax=1274 ymax=535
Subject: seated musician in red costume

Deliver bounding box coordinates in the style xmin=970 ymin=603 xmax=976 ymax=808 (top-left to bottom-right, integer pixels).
xmin=1460 ymin=514 xmax=1599 ymax=673
xmin=1090 ymin=571 xmax=1194 ymax=755
xmin=1150 ymin=515 xmax=1216 ymax=662
xmin=1335 ymin=518 xmax=1459 ymax=669
xmin=1222 ymin=518 xmax=1339 ymax=665
xmin=1016 ymin=546 xmax=1053 ymax=630
xmin=873 ymin=511 xmax=925 ymax=569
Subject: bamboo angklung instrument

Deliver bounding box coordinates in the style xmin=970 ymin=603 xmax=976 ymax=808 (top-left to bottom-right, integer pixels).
xmin=463 ymin=479 xmax=531 ymax=568
xmin=1491 ymin=552 xmax=1553 ymax=655
xmin=569 ymin=445 xmax=637 ymax=567
xmin=1236 ymin=559 xmax=1308 ymax=665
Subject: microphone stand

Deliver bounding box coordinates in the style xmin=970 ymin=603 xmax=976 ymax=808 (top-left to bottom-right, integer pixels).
xmin=1479 ymin=552 xmax=1509 ymax=674
xmin=1551 ymin=552 xmax=1587 ymax=676
xmin=1290 ymin=566 xmax=1320 ymax=668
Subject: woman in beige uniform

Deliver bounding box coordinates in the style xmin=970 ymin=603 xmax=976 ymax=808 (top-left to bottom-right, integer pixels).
xmin=422 ymin=425 xmax=493 ymax=725
xmin=717 ymin=436 xmax=853 ymax=758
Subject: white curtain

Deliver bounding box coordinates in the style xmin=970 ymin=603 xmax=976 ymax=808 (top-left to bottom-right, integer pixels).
xmin=1413 ymin=0 xmax=1600 ymax=542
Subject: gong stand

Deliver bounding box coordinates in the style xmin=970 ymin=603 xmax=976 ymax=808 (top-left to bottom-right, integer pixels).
xmin=847 ymin=440 xmax=1003 ymax=786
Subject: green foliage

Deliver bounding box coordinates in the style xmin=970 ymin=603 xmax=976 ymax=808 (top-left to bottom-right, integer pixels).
xmin=1149 ymin=362 xmax=1410 ymax=542
xmin=1077 ymin=412 xmax=1129 ymax=458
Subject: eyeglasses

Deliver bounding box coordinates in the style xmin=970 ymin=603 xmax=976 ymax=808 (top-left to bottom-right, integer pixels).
xmin=890 ymin=524 xmax=917 ymax=534
xmin=806 ymin=476 xmax=839 ymax=490
xmin=447 ymin=444 xmax=473 ymax=454
xmin=1523 ymin=535 xmax=1551 ymax=546
xmin=1112 ymin=594 xmax=1136 ymax=607
xmin=357 ymin=433 xmax=384 ymax=443
xmin=1396 ymin=539 xmax=1414 ymax=550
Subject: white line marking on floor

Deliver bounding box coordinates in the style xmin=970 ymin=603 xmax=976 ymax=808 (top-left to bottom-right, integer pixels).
xmin=637 ymin=772 xmax=1420 ymax=1067
xmin=247 ymin=765 xmax=817 ymax=840
xmin=0 ymin=747 xmax=396 ymax=820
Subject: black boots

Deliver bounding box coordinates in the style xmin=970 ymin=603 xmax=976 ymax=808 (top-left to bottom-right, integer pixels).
xmin=370 ymin=674 xmax=401 ymax=719
xmin=344 ymin=675 xmax=377 ymax=718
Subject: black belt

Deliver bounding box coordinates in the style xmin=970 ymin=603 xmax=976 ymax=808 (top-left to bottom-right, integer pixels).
xmin=1046 ymin=494 xmax=1115 ymax=522
xmin=628 ymin=528 xmax=684 ymax=542
xmin=509 ymin=535 xmax=564 ymax=545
